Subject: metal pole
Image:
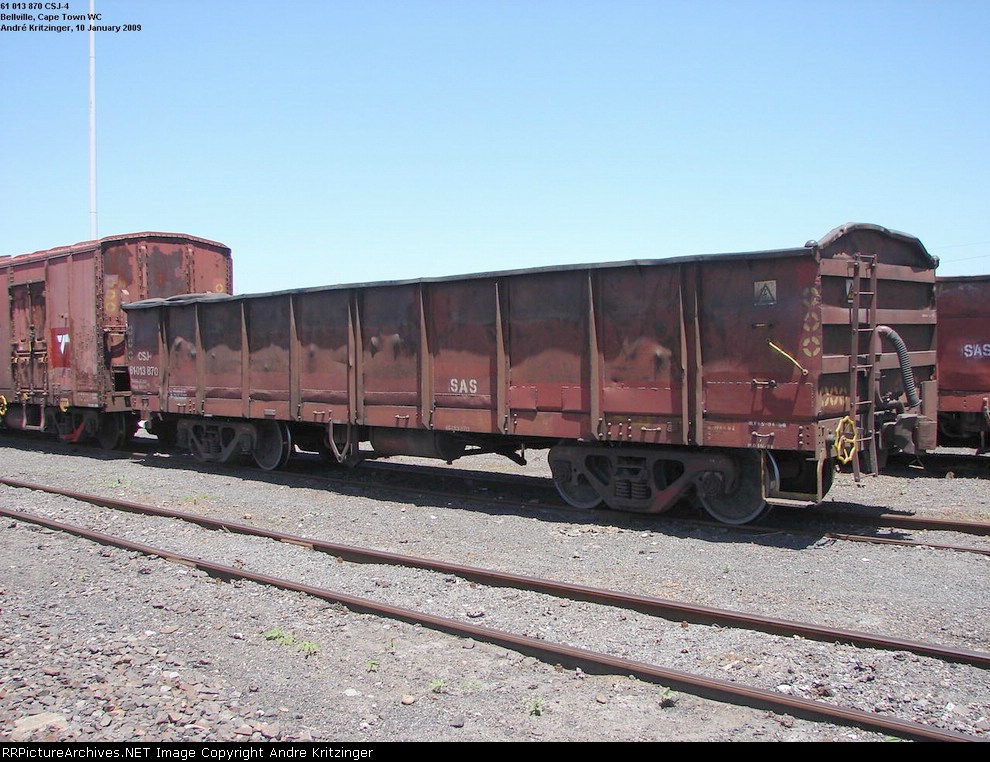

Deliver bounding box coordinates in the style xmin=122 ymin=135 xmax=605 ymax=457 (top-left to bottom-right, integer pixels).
xmin=89 ymin=0 xmax=97 ymax=239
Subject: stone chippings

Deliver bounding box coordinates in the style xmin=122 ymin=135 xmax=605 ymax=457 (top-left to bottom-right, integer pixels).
xmin=1 ymin=439 xmax=989 ymax=742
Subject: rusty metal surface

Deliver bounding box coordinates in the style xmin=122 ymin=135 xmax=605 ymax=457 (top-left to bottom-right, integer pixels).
xmin=1 ymin=233 xmax=231 ymax=421
xmin=936 ymin=276 xmax=990 ymax=414
xmin=126 ymin=224 xmax=937 ymax=464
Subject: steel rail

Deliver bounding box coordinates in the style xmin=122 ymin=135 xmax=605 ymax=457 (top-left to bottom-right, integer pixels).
xmin=6 ymin=434 xmax=990 ymax=536
xmin=776 ymin=505 xmax=990 ymax=536
xmin=332 ymin=462 xmax=990 ymax=537
xmin=349 ymin=459 xmax=990 ymax=536
xmin=3 ymin=477 xmax=989 ymax=670
xmin=694 ymin=515 xmax=990 ymax=552
xmin=0 ymin=505 xmax=975 ymax=743
xmin=825 ymin=532 xmax=990 ymax=557
xmin=854 ymin=513 xmax=990 ymax=535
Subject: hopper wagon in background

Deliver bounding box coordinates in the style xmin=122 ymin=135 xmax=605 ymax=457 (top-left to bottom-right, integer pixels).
xmin=124 ymin=223 xmax=938 ymax=525
xmin=0 ymin=233 xmax=232 ymax=449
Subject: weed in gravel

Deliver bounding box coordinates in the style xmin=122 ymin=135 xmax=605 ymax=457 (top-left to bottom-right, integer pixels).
xmin=297 ymin=641 xmax=320 ymax=658
xmin=659 ymin=687 xmax=677 ymax=708
xmin=263 ymin=628 xmax=295 ymax=646
xmin=430 ymin=679 xmax=447 ymax=694
xmin=529 ymin=697 xmax=545 ymax=716
xmin=179 ymin=494 xmax=218 ymax=505
xmin=367 ymin=659 xmax=380 ymax=673
xmin=265 ymin=628 xmax=320 ymax=657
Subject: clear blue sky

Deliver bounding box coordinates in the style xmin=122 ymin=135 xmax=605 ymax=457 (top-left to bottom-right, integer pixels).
xmin=2 ymin=0 xmax=988 ymax=294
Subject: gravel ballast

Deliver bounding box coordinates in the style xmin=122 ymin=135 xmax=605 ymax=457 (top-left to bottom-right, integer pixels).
xmin=1 ymin=436 xmax=988 ymax=742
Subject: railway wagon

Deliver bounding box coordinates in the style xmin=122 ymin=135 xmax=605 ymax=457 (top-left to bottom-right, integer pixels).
xmin=935 ymin=275 xmax=990 ymax=450
xmin=124 ymin=223 xmax=937 ymax=524
xmin=0 ymin=233 xmax=232 ymax=448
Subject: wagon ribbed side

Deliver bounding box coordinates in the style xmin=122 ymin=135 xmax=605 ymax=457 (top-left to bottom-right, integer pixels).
xmin=125 ymin=223 xmax=937 ymax=524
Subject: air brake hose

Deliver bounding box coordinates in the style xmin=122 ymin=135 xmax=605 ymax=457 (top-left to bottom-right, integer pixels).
xmin=876 ymin=325 xmax=920 ymax=408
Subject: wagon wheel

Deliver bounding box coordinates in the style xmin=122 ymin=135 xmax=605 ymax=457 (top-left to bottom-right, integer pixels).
xmin=96 ymin=414 xmax=127 ymax=451
xmin=697 ymin=451 xmax=769 ymax=525
xmin=253 ymin=420 xmax=293 ymax=471
xmin=550 ymin=458 xmax=603 ymax=510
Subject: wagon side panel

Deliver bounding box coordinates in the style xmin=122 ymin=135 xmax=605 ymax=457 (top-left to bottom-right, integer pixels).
xmin=0 ymin=258 xmax=11 ymax=394
xmin=360 ymin=285 xmax=422 ymax=428
xmin=697 ymin=256 xmax=821 ymax=451
xmin=294 ymin=289 xmax=352 ymax=424
xmin=133 ymin=237 xmax=231 ymax=301
xmin=200 ymin=298 xmax=245 ymax=418
xmin=98 ymin=241 xmax=138 ymax=409
xmin=246 ymin=295 xmax=292 ymax=420
xmin=162 ymin=304 xmax=200 ymax=416
xmin=428 ymin=278 xmax=499 ymax=434
xmin=7 ymin=250 xmax=104 ymax=410
xmin=597 ymin=264 xmax=687 ymax=445
xmin=44 ymin=252 xmax=83 ymax=409
xmin=127 ymin=305 xmax=165 ymax=416
xmin=7 ymin=256 xmax=50 ymax=403
xmin=936 ymin=277 xmax=990 ymax=412
xmin=180 ymin=241 xmax=233 ymax=297
xmin=506 ymin=270 xmax=590 ymax=440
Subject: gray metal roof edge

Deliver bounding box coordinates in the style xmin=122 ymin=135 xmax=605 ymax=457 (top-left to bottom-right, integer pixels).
xmin=124 ymin=245 xmax=814 ymax=309
xmin=4 ymin=232 xmax=231 ymax=262
xmin=122 ymin=223 xmax=933 ymax=310
xmin=815 ymin=222 xmax=938 ymax=268
xmin=936 ymin=273 xmax=990 ymax=283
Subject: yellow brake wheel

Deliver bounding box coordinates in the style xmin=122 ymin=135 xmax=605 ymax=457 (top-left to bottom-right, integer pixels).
xmin=833 ymin=416 xmax=858 ymax=465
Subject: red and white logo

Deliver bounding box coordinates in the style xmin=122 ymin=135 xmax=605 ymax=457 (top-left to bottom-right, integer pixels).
xmin=51 ymin=328 xmax=71 ymax=368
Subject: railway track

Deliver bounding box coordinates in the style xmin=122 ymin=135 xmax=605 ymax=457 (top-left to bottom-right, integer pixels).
xmin=3 ymin=476 xmax=988 ymax=667
xmin=4 ymin=431 xmax=990 ymax=555
xmin=245 ymin=452 xmax=990 ymax=553
xmin=1 ymin=477 xmax=987 ymax=741
xmin=292 ymin=451 xmax=990 ymax=540
xmin=0 ymin=505 xmax=975 ymax=742
xmin=300 ymin=456 xmax=990 ymax=556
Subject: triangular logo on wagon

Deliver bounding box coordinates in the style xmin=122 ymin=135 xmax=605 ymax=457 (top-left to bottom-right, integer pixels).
xmin=50 ymin=328 xmax=71 ymax=368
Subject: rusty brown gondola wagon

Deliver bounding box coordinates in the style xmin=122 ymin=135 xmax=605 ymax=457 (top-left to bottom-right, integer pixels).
xmin=124 ymin=223 xmax=938 ymax=524
xmin=1 ymin=233 xmax=232 ymax=448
